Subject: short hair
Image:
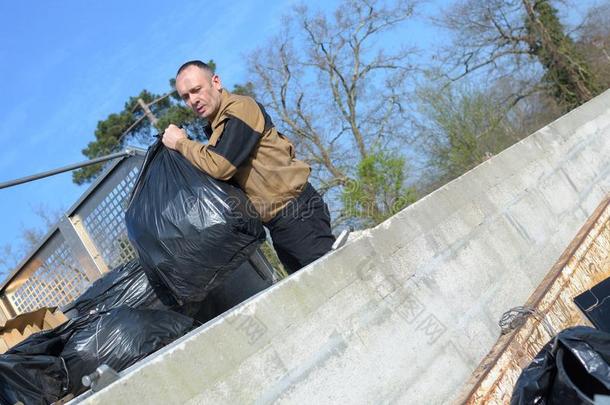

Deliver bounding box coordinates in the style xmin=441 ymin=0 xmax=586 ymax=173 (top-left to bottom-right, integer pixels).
xmin=176 ymin=60 xmax=214 ymax=77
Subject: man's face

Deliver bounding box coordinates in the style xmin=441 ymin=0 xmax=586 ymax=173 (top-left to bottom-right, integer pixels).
xmin=176 ymin=65 xmax=223 ymax=120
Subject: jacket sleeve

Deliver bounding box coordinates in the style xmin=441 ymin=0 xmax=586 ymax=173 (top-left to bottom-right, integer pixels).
xmin=175 ymin=99 xmax=265 ymax=180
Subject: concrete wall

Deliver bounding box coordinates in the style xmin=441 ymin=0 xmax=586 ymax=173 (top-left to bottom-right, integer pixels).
xmin=81 ymin=91 xmax=610 ymax=405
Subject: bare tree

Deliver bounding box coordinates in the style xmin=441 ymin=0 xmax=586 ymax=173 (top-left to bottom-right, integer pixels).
xmin=438 ymin=0 xmax=600 ymax=112
xmin=248 ymin=0 xmax=419 ymax=227
xmin=576 ymin=1 xmax=610 ymax=91
xmin=0 ymin=205 xmax=63 ymax=276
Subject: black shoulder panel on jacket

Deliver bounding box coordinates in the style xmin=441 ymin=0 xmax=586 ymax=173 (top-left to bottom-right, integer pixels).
xmin=209 ymin=116 xmax=261 ymax=168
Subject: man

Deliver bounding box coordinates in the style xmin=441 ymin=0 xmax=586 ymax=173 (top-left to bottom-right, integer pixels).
xmin=162 ymin=60 xmax=335 ymax=274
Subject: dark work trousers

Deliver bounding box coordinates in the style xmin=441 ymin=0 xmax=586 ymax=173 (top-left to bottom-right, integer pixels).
xmin=264 ymin=183 xmax=335 ymax=274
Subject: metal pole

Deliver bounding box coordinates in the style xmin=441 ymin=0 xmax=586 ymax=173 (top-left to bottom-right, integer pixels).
xmin=0 ymin=149 xmax=136 ymax=190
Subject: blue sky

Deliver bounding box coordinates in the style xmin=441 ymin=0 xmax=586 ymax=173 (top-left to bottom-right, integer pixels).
xmin=0 ymin=0 xmax=598 ymax=276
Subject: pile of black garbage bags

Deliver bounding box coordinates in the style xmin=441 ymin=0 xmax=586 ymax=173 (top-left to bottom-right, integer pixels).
xmin=1 ymin=141 xmax=269 ymax=404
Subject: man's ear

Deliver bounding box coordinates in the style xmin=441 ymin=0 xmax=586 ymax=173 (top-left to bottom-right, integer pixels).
xmin=212 ymin=74 xmax=223 ymax=91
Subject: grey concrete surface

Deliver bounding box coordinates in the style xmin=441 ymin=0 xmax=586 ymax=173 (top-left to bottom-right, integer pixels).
xmin=80 ymin=90 xmax=610 ymax=405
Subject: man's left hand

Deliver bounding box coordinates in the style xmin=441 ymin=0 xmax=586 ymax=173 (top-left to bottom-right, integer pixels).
xmin=162 ymin=124 xmax=187 ymax=150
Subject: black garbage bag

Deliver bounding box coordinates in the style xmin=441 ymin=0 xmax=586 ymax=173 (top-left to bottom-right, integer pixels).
xmin=8 ymin=314 xmax=93 ymax=357
xmin=62 ymin=259 xmax=165 ymax=317
xmin=6 ymin=307 xmax=193 ymax=398
xmin=0 ymin=353 xmax=68 ymax=405
xmin=185 ymin=258 xmax=274 ymax=324
xmin=61 ymin=306 xmax=194 ymax=395
xmin=3 ymin=316 xmax=88 ymax=404
xmin=511 ymin=326 xmax=610 ymax=404
xmin=125 ymin=140 xmax=266 ymax=305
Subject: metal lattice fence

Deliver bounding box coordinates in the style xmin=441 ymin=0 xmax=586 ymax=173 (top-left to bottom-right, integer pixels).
xmin=0 ymin=151 xmax=145 ymax=320
xmin=10 ymin=236 xmax=89 ymax=313
xmin=82 ymin=166 xmax=139 ymax=268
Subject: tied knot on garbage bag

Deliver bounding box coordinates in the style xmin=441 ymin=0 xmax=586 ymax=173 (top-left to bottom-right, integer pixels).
xmin=125 ymin=140 xmax=266 ymax=305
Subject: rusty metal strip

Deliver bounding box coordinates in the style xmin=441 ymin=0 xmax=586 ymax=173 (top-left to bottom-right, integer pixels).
xmin=456 ymin=195 xmax=610 ymax=404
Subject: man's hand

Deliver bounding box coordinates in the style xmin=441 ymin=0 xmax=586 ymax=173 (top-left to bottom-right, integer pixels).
xmin=162 ymin=124 xmax=187 ymax=150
